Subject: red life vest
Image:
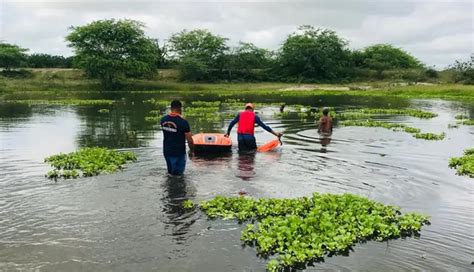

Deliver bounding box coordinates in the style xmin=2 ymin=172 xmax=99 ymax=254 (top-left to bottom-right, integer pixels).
xmin=237 ymin=111 xmax=256 ymax=134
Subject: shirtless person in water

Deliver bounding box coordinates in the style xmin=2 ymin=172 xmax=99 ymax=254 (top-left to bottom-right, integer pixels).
xmin=318 ymin=107 xmax=333 ymax=134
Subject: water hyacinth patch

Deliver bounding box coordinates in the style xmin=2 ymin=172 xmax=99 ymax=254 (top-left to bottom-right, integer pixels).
xmin=449 ymin=148 xmax=474 ymax=177
xmin=44 ymin=147 xmax=137 ymax=179
xmin=145 ymin=116 xmax=160 ymax=122
xmin=149 ymin=110 xmax=161 ymax=115
xmin=191 ymin=101 xmax=221 ymax=107
xmin=339 ymin=120 xmax=407 ymax=130
xmin=5 ymin=99 xmax=115 ymax=105
xmin=413 ymin=132 xmax=446 ymax=140
xmin=196 ymin=193 xmax=430 ymax=271
xmin=339 ymin=120 xmax=444 ymax=141
xmin=98 ymin=108 xmax=110 ymax=113
xmin=183 ymin=199 xmax=195 ymax=209
xmin=457 ymin=120 xmax=474 ymax=126
xmin=142 ymin=98 xmax=169 ymax=108
xmin=455 ymin=114 xmax=469 ymax=120
xmin=354 ymin=108 xmax=437 ymax=119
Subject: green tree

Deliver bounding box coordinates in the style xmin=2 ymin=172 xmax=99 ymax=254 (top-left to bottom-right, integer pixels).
xmin=168 ymin=29 xmax=228 ymax=68
xmin=0 ymin=42 xmax=28 ymax=70
xmin=450 ymin=55 xmax=474 ymax=84
xmin=178 ymin=56 xmax=209 ymax=81
xmin=276 ymin=25 xmax=352 ymax=81
xmin=66 ymin=19 xmax=161 ymax=88
xmin=355 ymin=44 xmax=422 ymax=72
xmin=231 ymin=42 xmax=272 ymax=71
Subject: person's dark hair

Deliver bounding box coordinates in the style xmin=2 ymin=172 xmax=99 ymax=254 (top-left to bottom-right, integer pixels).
xmin=322 ymin=107 xmax=329 ymax=116
xmin=171 ymin=100 xmax=182 ymax=109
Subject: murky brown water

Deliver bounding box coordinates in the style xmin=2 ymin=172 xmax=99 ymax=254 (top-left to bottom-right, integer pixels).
xmin=0 ymin=92 xmax=473 ymax=271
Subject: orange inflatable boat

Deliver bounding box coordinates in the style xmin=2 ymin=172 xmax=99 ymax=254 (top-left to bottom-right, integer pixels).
xmin=192 ymin=133 xmax=232 ymax=153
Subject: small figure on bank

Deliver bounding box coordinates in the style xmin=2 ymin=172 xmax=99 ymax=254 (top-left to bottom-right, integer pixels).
xmin=225 ymin=103 xmax=283 ymax=151
xmin=160 ymin=100 xmax=194 ymax=176
xmin=318 ymin=107 xmax=333 ymax=134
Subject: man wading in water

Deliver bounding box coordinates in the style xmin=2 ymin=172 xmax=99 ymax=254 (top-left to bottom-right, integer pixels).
xmin=225 ymin=103 xmax=282 ymax=151
xmin=317 ymin=107 xmax=333 ymax=134
xmin=160 ymin=100 xmax=194 ymax=176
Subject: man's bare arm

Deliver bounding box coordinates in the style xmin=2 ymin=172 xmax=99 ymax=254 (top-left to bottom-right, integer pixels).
xmin=185 ymin=132 xmax=194 ymax=151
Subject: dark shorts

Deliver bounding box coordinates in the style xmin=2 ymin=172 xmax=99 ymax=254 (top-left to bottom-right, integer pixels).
xmin=164 ymin=154 xmax=186 ymax=176
xmin=238 ymin=134 xmax=257 ymax=151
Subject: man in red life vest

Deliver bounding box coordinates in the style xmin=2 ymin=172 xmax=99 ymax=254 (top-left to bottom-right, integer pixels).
xmin=318 ymin=107 xmax=333 ymax=134
xmin=224 ymin=103 xmax=282 ymax=151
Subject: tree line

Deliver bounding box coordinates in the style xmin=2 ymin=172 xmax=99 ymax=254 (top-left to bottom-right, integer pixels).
xmin=0 ymin=43 xmax=73 ymax=69
xmin=1 ymin=19 xmax=472 ymax=87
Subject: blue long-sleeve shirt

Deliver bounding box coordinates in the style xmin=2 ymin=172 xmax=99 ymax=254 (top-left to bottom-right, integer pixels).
xmin=226 ymin=113 xmax=273 ymax=135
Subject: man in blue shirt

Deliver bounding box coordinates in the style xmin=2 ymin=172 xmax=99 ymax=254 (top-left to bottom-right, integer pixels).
xmin=225 ymin=103 xmax=282 ymax=151
xmin=160 ymin=100 xmax=194 ymax=176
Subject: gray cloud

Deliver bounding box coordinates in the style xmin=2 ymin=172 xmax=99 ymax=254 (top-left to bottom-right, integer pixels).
xmin=1 ymin=0 xmax=472 ymax=68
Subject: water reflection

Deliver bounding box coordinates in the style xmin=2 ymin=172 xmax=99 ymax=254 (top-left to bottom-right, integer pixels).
xmin=162 ymin=176 xmax=197 ymax=244
xmin=76 ymin=105 xmax=153 ymax=148
xmin=319 ymin=132 xmax=332 ymax=153
xmin=1 ymin=92 xmax=473 ymax=271
xmin=236 ymin=151 xmax=256 ymax=181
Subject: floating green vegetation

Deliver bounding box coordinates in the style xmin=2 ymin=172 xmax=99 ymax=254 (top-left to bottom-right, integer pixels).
xmin=354 ymin=108 xmax=437 ymax=119
xmin=339 ymin=120 xmax=407 ymax=130
xmin=275 ymin=107 xmax=436 ymax=123
xmin=458 ymin=120 xmax=474 ymax=126
xmin=149 ymin=110 xmax=161 ymax=115
xmin=4 ymin=99 xmax=115 ymax=105
xmin=142 ymin=98 xmax=169 ymax=108
xmin=191 ymin=101 xmax=221 ymax=107
xmin=455 ymin=114 xmax=469 ymax=120
xmin=183 ymin=199 xmax=195 ymax=209
xmin=44 ymin=147 xmax=137 ymax=179
xmin=196 ymin=193 xmax=430 ymax=271
xmin=335 ymin=112 xmax=372 ymax=120
xmin=98 ymin=108 xmax=110 ymax=113
xmin=454 ymin=114 xmax=473 ymax=125
xmin=185 ymin=106 xmax=219 ymax=116
xmin=145 ymin=116 xmax=160 ymax=122
xmin=340 ymin=120 xmax=445 ymax=140
xmin=403 ymin=126 xmax=421 ymax=133
xmin=413 ymin=132 xmax=446 ymax=140
xmin=449 ymin=148 xmax=474 ymax=177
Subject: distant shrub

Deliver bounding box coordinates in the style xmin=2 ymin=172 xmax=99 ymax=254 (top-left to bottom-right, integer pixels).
xmin=425 ymin=68 xmax=438 ymax=78
xmin=178 ymin=56 xmax=209 ymax=81
xmin=0 ymin=69 xmax=34 ymax=78
xmin=450 ymin=55 xmax=474 ymax=85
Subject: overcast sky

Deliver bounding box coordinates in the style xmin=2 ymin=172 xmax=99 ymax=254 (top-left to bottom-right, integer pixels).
xmin=1 ymin=0 xmax=472 ymax=68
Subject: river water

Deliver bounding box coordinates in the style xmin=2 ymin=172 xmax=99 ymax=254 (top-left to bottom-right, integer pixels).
xmin=0 ymin=92 xmax=473 ymax=271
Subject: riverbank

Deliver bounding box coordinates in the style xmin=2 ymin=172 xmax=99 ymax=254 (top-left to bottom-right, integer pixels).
xmin=1 ymin=68 xmax=473 ymax=101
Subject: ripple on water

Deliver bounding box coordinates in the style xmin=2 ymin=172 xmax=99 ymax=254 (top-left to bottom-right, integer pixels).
xmin=1 ymin=100 xmax=473 ymax=271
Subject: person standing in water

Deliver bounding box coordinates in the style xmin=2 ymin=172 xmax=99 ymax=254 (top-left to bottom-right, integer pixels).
xmin=225 ymin=103 xmax=282 ymax=151
xmin=160 ymin=100 xmax=194 ymax=176
xmin=318 ymin=107 xmax=333 ymax=134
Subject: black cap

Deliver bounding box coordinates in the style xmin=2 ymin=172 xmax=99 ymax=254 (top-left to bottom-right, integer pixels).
xmin=171 ymin=100 xmax=182 ymax=109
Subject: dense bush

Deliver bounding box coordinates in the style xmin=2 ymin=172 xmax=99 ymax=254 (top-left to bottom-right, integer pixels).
xmin=27 ymin=54 xmax=73 ymax=68
xmin=178 ymin=56 xmax=209 ymax=81
xmin=0 ymin=42 xmax=28 ymax=70
xmin=450 ymin=55 xmax=474 ymax=84
xmin=0 ymin=69 xmax=34 ymax=78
